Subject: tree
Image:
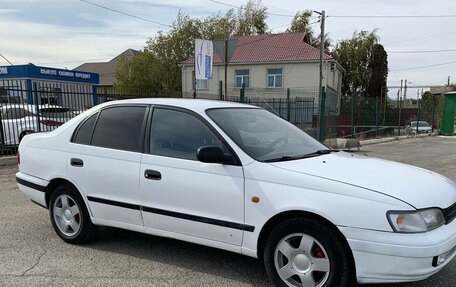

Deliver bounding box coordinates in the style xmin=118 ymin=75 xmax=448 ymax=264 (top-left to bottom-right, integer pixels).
xmin=366 ymin=44 xmax=388 ymax=98
xmin=236 ymin=0 xmax=268 ymax=36
xmin=115 ymin=1 xmax=269 ymax=95
xmin=332 ymin=30 xmax=380 ymax=109
xmin=287 ymin=10 xmax=331 ymax=52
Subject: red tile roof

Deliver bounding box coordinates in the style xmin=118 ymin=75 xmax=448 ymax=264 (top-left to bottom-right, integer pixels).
xmin=181 ymin=32 xmax=333 ymax=66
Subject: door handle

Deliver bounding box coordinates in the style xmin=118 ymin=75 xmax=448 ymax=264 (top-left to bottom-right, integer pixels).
xmin=70 ymin=158 xmax=84 ymax=167
xmin=144 ymin=169 xmax=161 ymax=180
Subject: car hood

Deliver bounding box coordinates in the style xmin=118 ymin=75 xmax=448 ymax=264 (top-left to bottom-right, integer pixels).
xmin=269 ymin=152 xmax=456 ymax=209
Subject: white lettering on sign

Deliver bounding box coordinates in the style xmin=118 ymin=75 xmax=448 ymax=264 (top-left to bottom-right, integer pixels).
xmin=58 ymin=71 xmax=74 ymax=77
xmin=75 ymin=72 xmax=90 ymax=79
xmin=40 ymin=68 xmax=57 ymax=75
xmin=0 ymin=67 xmax=7 ymax=75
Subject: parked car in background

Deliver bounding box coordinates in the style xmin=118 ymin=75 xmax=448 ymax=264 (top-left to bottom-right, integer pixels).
xmin=16 ymin=99 xmax=456 ymax=287
xmin=0 ymin=104 xmax=76 ymax=145
xmin=408 ymin=121 xmax=432 ymax=134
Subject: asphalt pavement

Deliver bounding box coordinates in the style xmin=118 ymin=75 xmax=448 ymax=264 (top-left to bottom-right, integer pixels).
xmin=0 ymin=136 xmax=454 ymax=286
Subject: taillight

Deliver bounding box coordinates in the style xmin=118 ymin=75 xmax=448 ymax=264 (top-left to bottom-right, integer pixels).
xmin=17 ymin=151 xmax=20 ymax=165
xmin=40 ymin=120 xmax=63 ymax=126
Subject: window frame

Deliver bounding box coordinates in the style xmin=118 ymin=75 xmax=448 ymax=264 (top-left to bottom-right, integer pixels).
xmin=70 ymin=104 xmax=150 ymax=153
xmin=195 ymin=79 xmax=209 ymax=90
xmin=235 ymin=70 xmax=250 ymax=88
xmin=144 ymin=105 xmax=241 ymax=166
xmin=267 ymin=68 xmax=283 ymax=88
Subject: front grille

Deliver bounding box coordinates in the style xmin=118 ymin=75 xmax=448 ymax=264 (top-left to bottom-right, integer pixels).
xmin=443 ymin=202 xmax=456 ymax=224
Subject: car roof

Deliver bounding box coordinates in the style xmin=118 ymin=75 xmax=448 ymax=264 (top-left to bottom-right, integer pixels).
xmin=100 ymin=98 xmax=261 ymax=114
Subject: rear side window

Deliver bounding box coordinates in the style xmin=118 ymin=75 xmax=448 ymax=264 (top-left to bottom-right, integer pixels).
xmin=73 ymin=113 xmax=98 ymax=145
xmin=91 ymin=106 xmax=147 ymax=152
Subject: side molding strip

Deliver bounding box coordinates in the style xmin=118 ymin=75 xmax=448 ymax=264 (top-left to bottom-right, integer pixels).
xmin=16 ymin=177 xmax=46 ymax=192
xmin=87 ymin=196 xmax=140 ymax=210
xmin=87 ymin=196 xmax=255 ymax=232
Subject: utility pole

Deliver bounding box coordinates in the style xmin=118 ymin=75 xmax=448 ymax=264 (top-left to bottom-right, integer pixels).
xmin=314 ymin=10 xmax=326 ymax=141
xmin=404 ymin=79 xmax=408 ymax=104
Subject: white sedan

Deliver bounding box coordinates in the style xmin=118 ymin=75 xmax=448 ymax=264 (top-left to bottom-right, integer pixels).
xmin=16 ymin=99 xmax=456 ymax=287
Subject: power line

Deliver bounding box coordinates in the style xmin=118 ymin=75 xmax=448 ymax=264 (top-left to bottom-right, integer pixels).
xmin=79 ymin=0 xmax=171 ymax=28
xmin=0 ymin=53 xmax=13 ymax=66
xmin=37 ymin=57 xmax=113 ymax=66
xmin=387 ymin=48 xmax=456 ymax=54
xmin=209 ymin=0 xmax=296 ymax=17
xmin=390 ymin=60 xmax=456 ymax=72
xmin=328 ymin=14 xmax=456 ymax=18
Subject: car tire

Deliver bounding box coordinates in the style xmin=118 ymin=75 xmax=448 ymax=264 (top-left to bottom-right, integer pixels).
xmin=264 ymin=217 xmax=354 ymax=287
xmin=49 ymin=184 xmax=98 ymax=244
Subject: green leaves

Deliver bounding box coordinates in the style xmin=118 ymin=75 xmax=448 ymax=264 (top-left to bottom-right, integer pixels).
xmin=332 ymin=30 xmax=387 ymax=109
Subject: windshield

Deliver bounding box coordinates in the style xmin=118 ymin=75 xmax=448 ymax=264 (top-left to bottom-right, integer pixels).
xmin=411 ymin=121 xmax=430 ymax=127
xmin=206 ymin=108 xmax=327 ymax=162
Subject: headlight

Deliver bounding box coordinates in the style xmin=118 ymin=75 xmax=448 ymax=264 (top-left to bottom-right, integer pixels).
xmin=387 ymin=208 xmax=445 ymax=233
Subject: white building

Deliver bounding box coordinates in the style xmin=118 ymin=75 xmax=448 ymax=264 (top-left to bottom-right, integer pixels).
xmin=180 ymin=32 xmax=345 ymax=105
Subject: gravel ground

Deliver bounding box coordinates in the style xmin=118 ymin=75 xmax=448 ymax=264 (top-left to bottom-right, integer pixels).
xmin=0 ymin=136 xmax=454 ymax=286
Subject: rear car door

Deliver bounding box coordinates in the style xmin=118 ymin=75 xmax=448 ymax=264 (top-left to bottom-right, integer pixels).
xmin=140 ymin=107 xmax=247 ymax=246
xmin=67 ymin=105 xmax=149 ymax=226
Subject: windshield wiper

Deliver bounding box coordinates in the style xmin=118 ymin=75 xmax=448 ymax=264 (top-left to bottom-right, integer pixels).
xmin=264 ymin=156 xmax=301 ymax=163
xmin=264 ymin=149 xmax=339 ymax=163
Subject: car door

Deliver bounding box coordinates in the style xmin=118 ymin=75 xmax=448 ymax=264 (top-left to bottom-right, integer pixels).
xmin=140 ymin=107 xmax=247 ymax=246
xmin=67 ymin=105 xmax=148 ymax=226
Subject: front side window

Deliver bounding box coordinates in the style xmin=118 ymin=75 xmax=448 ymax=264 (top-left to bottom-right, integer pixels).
xmin=267 ymin=68 xmax=283 ymax=88
xmin=236 ymin=70 xmax=250 ymax=88
xmin=150 ymin=109 xmax=224 ymax=161
xmin=207 ymin=108 xmax=326 ymax=162
xmin=91 ymin=106 xmax=147 ymax=152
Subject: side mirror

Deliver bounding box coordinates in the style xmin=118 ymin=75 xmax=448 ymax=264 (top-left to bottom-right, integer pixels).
xmin=197 ymin=146 xmax=231 ymax=164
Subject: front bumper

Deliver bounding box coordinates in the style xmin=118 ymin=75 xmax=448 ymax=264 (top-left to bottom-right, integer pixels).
xmin=339 ymin=219 xmax=456 ymax=284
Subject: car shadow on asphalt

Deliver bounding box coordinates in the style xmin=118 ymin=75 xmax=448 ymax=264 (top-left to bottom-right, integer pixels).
xmin=83 ymin=226 xmax=271 ymax=286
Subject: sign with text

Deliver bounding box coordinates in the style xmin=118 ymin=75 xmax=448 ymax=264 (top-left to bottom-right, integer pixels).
xmin=194 ymin=39 xmax=213 ymax=80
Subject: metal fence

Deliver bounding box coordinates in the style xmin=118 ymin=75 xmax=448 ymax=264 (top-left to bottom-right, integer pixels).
xmin=0 ymin=82 xmax=338 ymax=156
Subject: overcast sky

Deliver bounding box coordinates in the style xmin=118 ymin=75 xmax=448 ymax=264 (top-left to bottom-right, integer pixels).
xmin=1 ymin=0 xmax=455 ymax=98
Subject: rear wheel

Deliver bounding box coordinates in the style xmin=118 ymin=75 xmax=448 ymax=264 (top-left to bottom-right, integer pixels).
xmin=264 ymin=217 xmax=354 ymax=287
xmin=49 ymin=184 xmax=97 ymax=243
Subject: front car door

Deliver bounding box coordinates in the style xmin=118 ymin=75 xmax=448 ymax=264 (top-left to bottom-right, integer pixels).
xmin=140 ymin=107 xmax=247 ymax=246
xmin=67 ymin=105 xmax=148 ymax=226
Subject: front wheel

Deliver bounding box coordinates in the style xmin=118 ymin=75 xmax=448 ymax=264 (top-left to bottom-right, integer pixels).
xmin=264 ymin=217 xmax=354 ymax=287
xmin=49 ymin=184 xmax=98 ymax=243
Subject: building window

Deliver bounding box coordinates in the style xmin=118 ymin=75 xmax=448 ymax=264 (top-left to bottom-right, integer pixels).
xmin=196 ymin=79 xmax=208 ymax=90
xmin=235 ymin=70 xmax=250 ymax=88
xmin=267 ymin=68 xmax=283 ymax=88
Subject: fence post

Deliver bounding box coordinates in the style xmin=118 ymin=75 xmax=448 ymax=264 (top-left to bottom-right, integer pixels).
xmin=240 ymin=83 xmax=245 ymax=103
xmin=33 ymin=82 xmax=41 ymax=132
xmin=431 ymin=97 xmax=436 ymax=132
xmin=398 ymin=97 xmax=402 ymax=136
xmin=351 ymin=95 xmax=355 ymax=138
xmin=219 ymin=81 xmax=223 ymax=101
xmin=319 ymin=86 xmax=326 ymax=142
xmin=416 ymin=98 xmax=421 ymax=134
xmin=287 ymin=88 xmax=291 ymax=121
xmin=375 ymin=96 xmax=379 ymax=137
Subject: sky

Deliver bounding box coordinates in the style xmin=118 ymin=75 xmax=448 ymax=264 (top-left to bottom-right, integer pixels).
xmin=1 ymin=0 xmax=456 ymax=99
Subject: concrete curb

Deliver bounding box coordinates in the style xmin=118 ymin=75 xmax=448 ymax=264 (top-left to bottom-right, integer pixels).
xmin=360 ymin=133 xmax=437 ymax=146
